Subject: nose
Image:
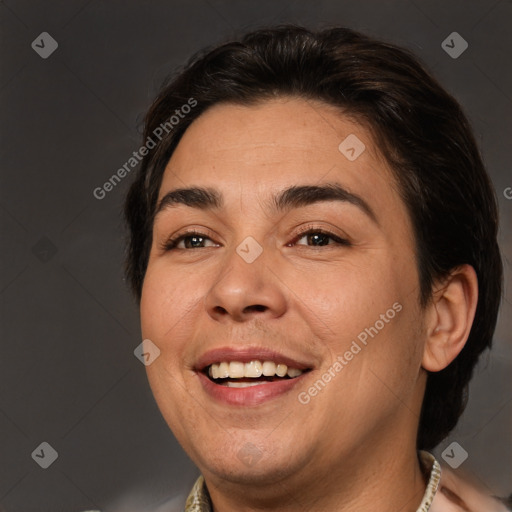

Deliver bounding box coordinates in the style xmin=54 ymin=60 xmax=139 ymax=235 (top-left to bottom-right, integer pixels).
xmin=203 ymin=242 xmax=288 ymax=323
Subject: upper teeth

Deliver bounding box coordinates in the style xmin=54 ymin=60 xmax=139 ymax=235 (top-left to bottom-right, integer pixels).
xmin=208 ymin=361 xmax=303 ymax=379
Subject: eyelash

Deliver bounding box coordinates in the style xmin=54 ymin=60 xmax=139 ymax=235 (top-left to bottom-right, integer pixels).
xmin=160 ymin=225 xmax=350 ymax=252
xmin=161 ymin=230 xmax=216 ymax=251
xmin=289 ymin=225 xmax=351 ymax=248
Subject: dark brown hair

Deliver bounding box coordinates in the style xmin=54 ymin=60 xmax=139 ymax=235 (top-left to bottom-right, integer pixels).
xmin=124 ymin=25 xmax=503 ymax=450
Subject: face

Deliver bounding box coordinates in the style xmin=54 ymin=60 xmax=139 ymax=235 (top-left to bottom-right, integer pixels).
xmin=140 ymin=97 xmax=428 ymax=488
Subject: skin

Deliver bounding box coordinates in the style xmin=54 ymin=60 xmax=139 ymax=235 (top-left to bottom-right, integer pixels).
xmin=140 ymin=97 xmax=478 ymax=511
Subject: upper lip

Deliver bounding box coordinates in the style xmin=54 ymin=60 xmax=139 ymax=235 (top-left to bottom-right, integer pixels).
xmin=195 ymin=346 xmax=315 ymax=372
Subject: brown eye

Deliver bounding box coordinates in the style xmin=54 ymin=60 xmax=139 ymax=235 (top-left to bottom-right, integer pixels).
xmin=161 ymin=231 xmax=219 ymax=251
xmin=294 ymin=229 xmax=350 ymax=247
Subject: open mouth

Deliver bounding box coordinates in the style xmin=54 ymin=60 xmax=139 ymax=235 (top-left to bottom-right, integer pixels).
xmin=203 ymin=360 xmax=311 ymax=388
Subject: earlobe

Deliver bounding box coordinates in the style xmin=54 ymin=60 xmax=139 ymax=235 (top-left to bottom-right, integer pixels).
xmin=422 ymin=264 xmax=479 ymax=372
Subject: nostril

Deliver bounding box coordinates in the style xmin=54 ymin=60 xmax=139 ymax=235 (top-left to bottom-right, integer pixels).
xmin=244 ymin=304 xmax=266 ymax=313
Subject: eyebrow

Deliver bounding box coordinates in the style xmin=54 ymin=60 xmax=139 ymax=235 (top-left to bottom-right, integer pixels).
xmin=154 ymin=182 xmax=377 ymax=223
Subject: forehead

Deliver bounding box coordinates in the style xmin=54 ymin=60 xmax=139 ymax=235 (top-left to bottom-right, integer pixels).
xmin=158 ymin=98 xmax=401 ymax=219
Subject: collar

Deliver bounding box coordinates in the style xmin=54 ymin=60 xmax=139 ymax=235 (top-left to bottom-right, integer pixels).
xmin=184 ymin=450 xmax=441 ymax=512
xmin=417 ymin=450 xmax=442 ymax=511
xmin=184 ymin=474 xmax=213 ymax=512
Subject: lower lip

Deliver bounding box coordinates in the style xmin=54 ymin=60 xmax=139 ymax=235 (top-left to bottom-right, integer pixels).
xmin=197 ymin=371 xmax=307 ymax=406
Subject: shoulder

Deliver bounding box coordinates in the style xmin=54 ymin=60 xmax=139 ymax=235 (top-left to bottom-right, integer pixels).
xmin=430 ymin=464 xmax=510 ymax=512
xmin=77 ymin=492 xmax=187 ymax=512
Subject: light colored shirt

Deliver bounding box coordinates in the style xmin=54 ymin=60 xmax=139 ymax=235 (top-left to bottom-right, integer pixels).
xmin=184 ymin=450 xmax=441 ymax=512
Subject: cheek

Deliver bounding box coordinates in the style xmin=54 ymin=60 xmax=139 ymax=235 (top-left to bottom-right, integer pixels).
xmin=315 ymin=259 xmax=404 ymax=337
xmin=139 ymin=264 xmax=203 ymax=429
xmin=140 ymin=261 xmax=202 ymax=339
xmin=356 ymin=296 xmax=425 ymax=414
xmin=314 ymin=249 xmax=422 ymax=378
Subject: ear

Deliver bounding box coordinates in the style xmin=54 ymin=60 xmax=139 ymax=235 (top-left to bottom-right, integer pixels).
xmin=422 ymin=264 xmax=479 ymax=372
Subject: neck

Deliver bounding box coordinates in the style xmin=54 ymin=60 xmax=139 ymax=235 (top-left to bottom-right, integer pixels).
xmin=205 ymin=435 xmax=428 ymax=512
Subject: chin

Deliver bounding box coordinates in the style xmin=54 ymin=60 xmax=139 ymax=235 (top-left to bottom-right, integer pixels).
xmin=193 ymin=436 xmax=306 ymax=485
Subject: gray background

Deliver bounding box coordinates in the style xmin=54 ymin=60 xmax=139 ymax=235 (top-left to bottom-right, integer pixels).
xmin=0 ymin=0 xmax=511 ymax=511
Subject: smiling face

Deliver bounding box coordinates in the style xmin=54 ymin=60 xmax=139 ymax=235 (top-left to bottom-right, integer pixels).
xmin=140 ymin=97 xmax=429 ymax=491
